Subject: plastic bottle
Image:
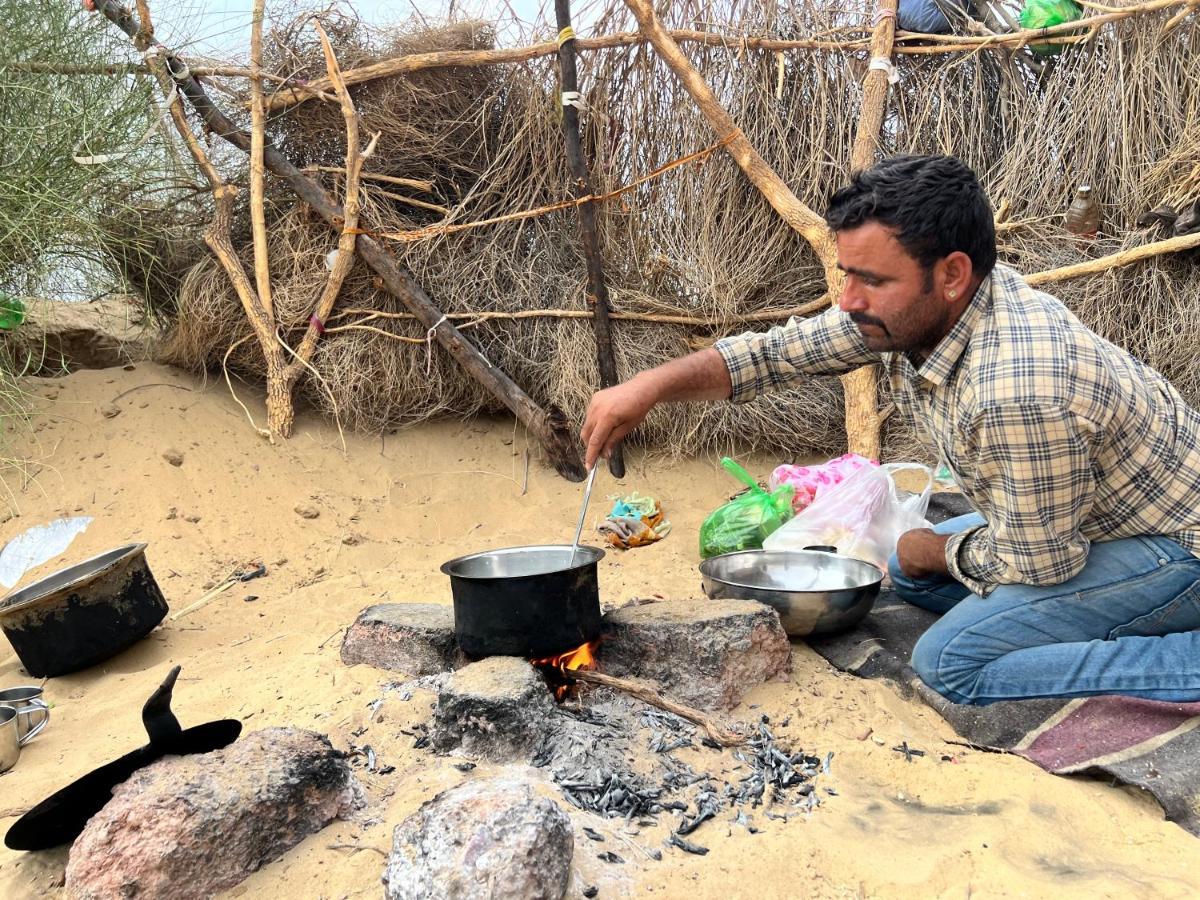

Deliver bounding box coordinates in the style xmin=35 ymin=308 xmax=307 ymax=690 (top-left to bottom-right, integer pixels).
xmin=1064 ymin=185 xmax=1101 ymax=238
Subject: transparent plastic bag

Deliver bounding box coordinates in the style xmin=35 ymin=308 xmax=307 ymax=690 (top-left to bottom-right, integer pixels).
xmin=699 ymin=458 xmax=794 ymax=559
xmin=0 ymin=516 xmax=93 ymax=589
xmin=761 ymin=463 xmax=932 ymax=569
xmin=769 ymin=453 xmax=879 ymax=514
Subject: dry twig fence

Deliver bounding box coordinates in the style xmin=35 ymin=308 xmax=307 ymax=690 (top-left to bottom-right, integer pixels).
xmin=81 ymin=0 xmax=1200 ymax=471
xmin=93 ymin=0 xmax=587 ymax=480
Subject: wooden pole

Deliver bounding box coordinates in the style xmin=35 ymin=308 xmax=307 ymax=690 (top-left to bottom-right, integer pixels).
xmin=1026 ymin=229 xmax=1200 ymax=285
xmin=835 ymin=0 xmax=902 ymax=462
xmin=248 ymin=0 xmax=273 ymax=320
xmin=286 ymin=21 xmax=379 ymax=380
xmin=619 ymin=0 xmax=898 ymax=456
xmin=92 ymin=0 xmax=587 ymax=482
xmin=258 ymin=1 xmax=1197 ymax=112
xmin=555 ymin=1 xmax=625 ymax=479
xmin=117 ymin=0 xmax=286 ymax=440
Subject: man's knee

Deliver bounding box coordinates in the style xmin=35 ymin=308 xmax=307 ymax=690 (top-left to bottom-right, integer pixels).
xmin=911 ymin=622 xmax=979 ymax=702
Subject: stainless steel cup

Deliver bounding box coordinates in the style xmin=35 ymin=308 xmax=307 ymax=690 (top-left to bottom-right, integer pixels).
xmin=0 ymin=686 xmax=49 ymax=744
xmin=1 ymin=707 xmax=20 ymax=773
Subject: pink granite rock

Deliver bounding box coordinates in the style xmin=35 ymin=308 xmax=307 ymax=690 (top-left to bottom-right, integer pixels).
xmin=599 ymin=598 xmax=792 ymax=711
xmin=384 ymin=777 xmax=572 ymax=900
xmin=65 ymin=728 xmax=361 ymax=900
xmin=341 ymin=603 xmax=464 ymax=675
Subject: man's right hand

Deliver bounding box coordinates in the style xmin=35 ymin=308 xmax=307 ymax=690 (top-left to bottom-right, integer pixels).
xmin=580 ymin=348 xmax=734 ymax=470
xmin=581 ymin=377 xmax=658 ymax=470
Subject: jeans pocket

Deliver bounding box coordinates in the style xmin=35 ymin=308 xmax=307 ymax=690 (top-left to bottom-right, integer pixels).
xmin=1108 ymin=576 xmax=1200 ymax=639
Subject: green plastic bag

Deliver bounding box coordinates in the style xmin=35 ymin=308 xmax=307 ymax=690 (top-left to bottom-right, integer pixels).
xmin=699 ymin=458 xmax=794 ymax=559
xmin=1019 ymin=0 xmax=1082 ymax=56
xmin=0 ymin=294 xmax=25 ymax=331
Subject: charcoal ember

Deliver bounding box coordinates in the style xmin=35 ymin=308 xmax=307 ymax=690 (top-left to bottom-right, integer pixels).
xmin=640 ymin=709 xmax=688 ymax=731
xmin=562 ymin=706 xmax=613 ymax=727
xmin=893 ymin=742 xmax=926 ymax=762
xmin=728 ymin=722 xmax=830 ymax=812
xmin=340 ymin=603 xmax=464 ymax=675
xmin=650 ymin=734 xmax=693 ymax=754
xmin=65 ymin=729 xmax=361 ymax=900
xmin=384 ymin=777 xmax=572 ymax=900
xmin=556 ymin=770 xmax=661 ymax=820
xmin=531 ymin=712 xmax=629 ymax=777
xmin=667 ymin=834 xmax=709 ymax=856
xmin=676 ymin=790 xmax=721 ymax=836
xmin=430 ymin=657 xmax=556 ymax=761
xmin=733 ymin=810 xmax=759 ymax=833
xmin=600 ymin=598 xmax=791 ymax=711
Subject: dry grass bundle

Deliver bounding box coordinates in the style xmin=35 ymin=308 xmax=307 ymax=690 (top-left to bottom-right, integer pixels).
xmin=157 ymin=0 xmax=1200 ymax=464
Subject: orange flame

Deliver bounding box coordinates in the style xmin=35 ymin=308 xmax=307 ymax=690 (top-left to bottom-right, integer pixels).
xmin=531 ymin=640 xmax=599 ymax=700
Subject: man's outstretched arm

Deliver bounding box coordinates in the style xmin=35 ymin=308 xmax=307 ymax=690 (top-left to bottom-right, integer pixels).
xmin=581 ymin=348 xmax=731 ymax=469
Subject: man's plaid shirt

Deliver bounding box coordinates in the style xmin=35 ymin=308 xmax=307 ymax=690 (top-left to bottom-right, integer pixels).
xmin=714 ymin=263 xmax=1200 ymax=597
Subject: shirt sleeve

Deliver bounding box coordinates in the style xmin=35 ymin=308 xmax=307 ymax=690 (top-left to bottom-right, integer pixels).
xmin=713 ymin=309 xmax=876 ymax=404
xmin=945 ymin=402 xmax=1099 ymax=597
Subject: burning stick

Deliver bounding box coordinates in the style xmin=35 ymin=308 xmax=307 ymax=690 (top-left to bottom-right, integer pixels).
xmin=563 ymin=668 xmax=744 ymax=748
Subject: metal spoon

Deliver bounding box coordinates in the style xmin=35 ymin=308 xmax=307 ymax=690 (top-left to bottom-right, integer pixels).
xmin=570 ymin=464 xmax=599 ymax=565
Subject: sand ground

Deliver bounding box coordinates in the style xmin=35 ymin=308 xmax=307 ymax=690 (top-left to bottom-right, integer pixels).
xmin=0 ymin=363 xmax=1196 ymax=899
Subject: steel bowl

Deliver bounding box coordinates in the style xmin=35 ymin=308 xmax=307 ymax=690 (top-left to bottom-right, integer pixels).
xmin=699 ymin=549 xmax=883 ymax=637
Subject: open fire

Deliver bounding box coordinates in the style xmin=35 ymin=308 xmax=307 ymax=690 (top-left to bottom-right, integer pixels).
xmin=531 ymin=640 xmax=599 ymax=700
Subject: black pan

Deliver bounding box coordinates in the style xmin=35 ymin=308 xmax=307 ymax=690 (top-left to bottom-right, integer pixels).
xmin=5 ymin=666 xmax=241 ymax=851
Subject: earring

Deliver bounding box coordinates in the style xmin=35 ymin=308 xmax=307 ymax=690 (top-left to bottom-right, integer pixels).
xmin=948 ymin=290 xmax=957 ymax=299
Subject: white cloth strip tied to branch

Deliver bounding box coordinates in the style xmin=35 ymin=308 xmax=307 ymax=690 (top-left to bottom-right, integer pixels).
xmin=868 ymin=56 xmax=900 ymax=84
xmin=561 ymin=90 xmax=587 ymax=112
xmin=424 ymin=314 xmax=448 ymax=374
xmin=145 ymin=42 xmax=191 ymax=81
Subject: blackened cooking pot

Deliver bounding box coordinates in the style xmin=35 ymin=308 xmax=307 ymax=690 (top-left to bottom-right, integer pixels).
xmin=0 ymin=544 xmax=168 ymax=677
xmin=441 ymin=544 xmax=604 ymax=658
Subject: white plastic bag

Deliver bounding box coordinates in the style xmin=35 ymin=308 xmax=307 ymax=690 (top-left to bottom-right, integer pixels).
xmin=0 ymin=516 xmax=93 ymax=589
xmin=761 ymin=464 xmax=932 ymax=569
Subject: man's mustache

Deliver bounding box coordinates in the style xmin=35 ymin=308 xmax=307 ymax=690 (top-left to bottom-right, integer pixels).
xmin=849 ymin=312 xmax=887 ymax=331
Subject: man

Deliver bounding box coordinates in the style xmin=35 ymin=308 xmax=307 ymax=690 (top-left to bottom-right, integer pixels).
xmin=581 ymin=154 xmax=1200 ymax=706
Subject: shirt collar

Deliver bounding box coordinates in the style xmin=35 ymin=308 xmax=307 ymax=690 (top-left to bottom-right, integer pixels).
xmin=914 ymin=269 xmax=995 ymax=387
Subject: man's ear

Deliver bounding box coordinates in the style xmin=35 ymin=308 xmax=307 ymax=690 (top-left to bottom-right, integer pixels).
xmin=940 ymin=251 xmax=974 ymax=303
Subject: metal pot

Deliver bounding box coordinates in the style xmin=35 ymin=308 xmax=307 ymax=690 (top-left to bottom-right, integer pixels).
xmin=0 ymin=544 xmax=168 ymax=678
xmin=700 ymin=548 xmax=883 ymax=637
xmin=441 ymin=544 xmax=604 ymax=658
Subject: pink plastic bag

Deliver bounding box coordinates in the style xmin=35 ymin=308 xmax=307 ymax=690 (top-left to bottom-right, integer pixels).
xmin=769 ymin=453 xmax=879 ymax=514
xmin=762 ymin=463 xmax=932 ymax=569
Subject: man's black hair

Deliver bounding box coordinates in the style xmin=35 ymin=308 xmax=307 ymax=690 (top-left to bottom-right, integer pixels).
xmin=825 ymin=154 xmax=997 ymax=278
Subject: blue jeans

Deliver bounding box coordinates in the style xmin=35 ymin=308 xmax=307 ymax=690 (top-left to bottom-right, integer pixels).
xmin=887 ymin=513 xmax=1200 ymax=705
